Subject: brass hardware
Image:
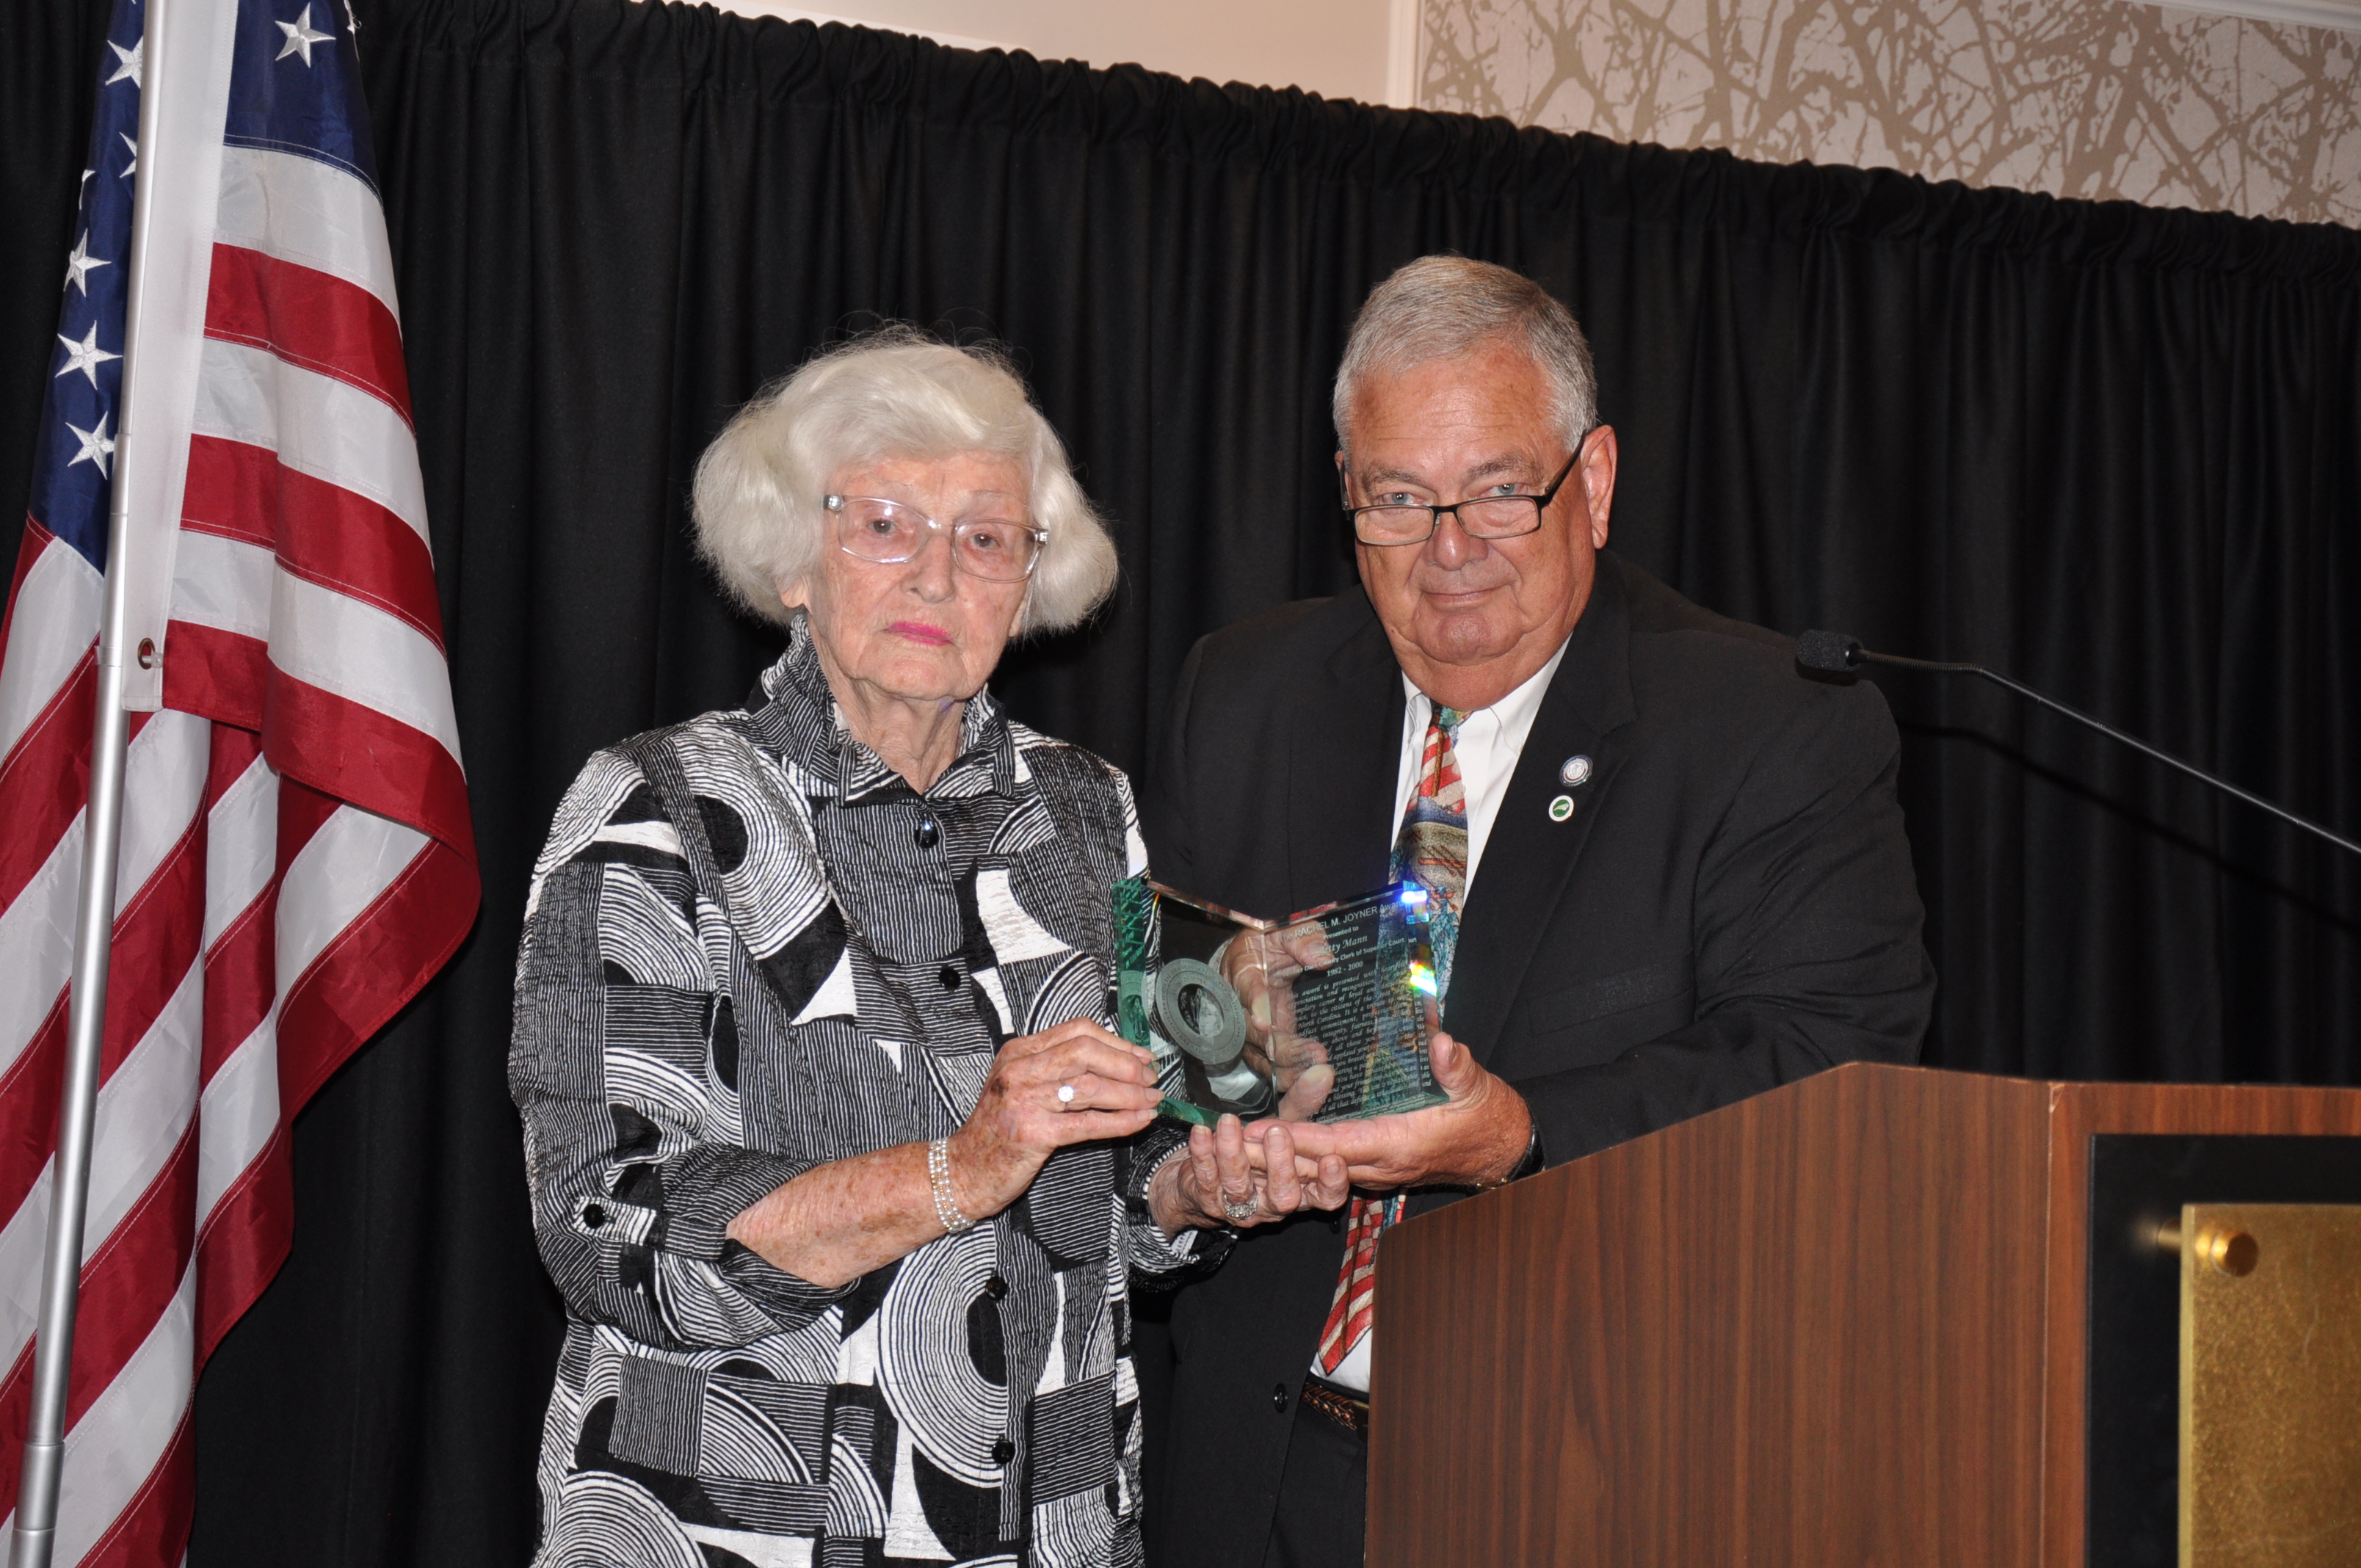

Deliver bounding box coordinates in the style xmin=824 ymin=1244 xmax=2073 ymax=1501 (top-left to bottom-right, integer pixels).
xmin=2193 ymin=1224 xmax=2256 ymax=1277
xmin=2159 ymin=1217 xmax=2261 ymax=1275
xmin=136 ymin=637 xmax=156 ymax=669
xmin=2178 ymin=1202 xmax=2361 ymax=1567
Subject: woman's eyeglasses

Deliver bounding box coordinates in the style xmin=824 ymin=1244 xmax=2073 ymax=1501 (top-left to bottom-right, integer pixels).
xmin=825 ymin=496 xmax=1047 ymax=582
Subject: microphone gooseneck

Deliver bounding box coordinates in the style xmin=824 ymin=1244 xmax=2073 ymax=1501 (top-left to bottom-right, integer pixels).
xmin=1796 ymin=630 xmax=2361 ymax=860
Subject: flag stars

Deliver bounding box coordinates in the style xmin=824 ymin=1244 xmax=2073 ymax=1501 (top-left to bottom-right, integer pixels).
xmin=66 ymin=414 xmax=116 ymax=479
xmin=106 ymin=37 xmax=143 ymax=87
xmin=119 ymin=132 xmax=137 ymax=179
xmin=276 ymin=5 xmax=333 ymax=65
xmin=64 ymin=233 xmax=109 ymax=296
xmin=56 ymin=322 xmax=121 ymax=388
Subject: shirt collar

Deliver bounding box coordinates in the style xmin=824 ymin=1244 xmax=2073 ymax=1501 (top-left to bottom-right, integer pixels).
xmin=1401 ymin=632 xmax=1571 ymax=742
xmin=745 ymin=613 xmax=1017 ymax=803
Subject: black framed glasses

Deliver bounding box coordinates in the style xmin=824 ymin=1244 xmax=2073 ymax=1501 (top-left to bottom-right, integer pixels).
xmin=1344 ymin=435 xmax=1591 ymax=546
xmin=824 ymin=495 xmax=1048 ymax=581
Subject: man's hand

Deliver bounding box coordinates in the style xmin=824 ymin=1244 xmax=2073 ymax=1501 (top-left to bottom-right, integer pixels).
xmin=1225 ymin=921 xmax=1339 ymax=1117
xmin=1254 ymin=1028 xmax=1531 ymax=1190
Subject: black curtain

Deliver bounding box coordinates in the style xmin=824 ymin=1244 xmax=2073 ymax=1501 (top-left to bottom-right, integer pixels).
xmin=5 ymin=0 xmax=2360 ymax=1558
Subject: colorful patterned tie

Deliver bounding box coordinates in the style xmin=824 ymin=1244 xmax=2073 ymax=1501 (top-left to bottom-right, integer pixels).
xmin=1314 ymin=705 xmax=1466 ymax=1377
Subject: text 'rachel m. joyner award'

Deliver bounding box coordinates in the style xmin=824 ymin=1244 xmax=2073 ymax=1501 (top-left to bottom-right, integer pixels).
xmin=1111 ymin=876 xmax=1449 ymax=1127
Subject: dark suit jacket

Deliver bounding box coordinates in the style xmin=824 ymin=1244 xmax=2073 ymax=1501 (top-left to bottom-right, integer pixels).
xmin=1136 ymin=551 xmax=1934 ymax=1565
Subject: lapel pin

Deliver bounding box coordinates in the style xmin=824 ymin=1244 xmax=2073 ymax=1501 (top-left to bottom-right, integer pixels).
xmin=1548 ymin=794 xmax=1575 ymax=822
xmin=1559 ymin=755 xmax=1592 ymax=786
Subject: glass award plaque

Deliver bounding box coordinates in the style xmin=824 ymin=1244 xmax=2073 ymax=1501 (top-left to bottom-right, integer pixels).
xmin=1112 ymin=876 xmax=1449 ymax=1128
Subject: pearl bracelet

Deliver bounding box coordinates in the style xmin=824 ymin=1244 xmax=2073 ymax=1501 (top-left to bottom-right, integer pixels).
xmin=927 ymin=1137 xmax=975 ymax=1235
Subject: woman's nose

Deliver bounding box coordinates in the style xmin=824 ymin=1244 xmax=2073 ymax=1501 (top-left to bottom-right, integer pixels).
xmin=902 ymin=523 xmax=959 ymax=596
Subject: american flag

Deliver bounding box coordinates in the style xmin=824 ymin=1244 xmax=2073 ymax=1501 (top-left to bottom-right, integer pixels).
xmin=0 ymin=0 xmax=476 ymax=1558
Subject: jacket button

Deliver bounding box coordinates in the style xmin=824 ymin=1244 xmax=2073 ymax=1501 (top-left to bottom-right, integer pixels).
xmin=991 ymin=1437 xmax=1015 ymax=1465
xmin=984 ymin=1273 xmax=1008 ymax=1300
xmin=937 ymin=965 xmax=960 ymax=991
xmin=915 ymin=819 xmax=940 ymax=849
xmin=581 ymin=1203 xmax=606 ymax=1229
xmin=1271 ymin=1383 xmax=1289 ymax=1414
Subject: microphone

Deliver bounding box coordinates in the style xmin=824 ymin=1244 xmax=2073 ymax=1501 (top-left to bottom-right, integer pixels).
xmin=1797 ymin=630 xmax=2361 ymax=860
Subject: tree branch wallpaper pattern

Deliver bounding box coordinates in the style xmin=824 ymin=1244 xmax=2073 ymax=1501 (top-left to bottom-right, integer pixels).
xmin=1421 ymin=0 xmax=2361 ymax=225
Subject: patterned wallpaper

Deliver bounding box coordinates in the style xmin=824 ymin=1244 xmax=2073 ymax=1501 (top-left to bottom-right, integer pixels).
xmin=1420 ymin=0 xmax=2361 ymax=225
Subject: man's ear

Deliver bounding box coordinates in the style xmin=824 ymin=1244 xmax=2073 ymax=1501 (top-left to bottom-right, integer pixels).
xmin=1579 ymin=426 xmax=1618 ymax=547
xmin=1334 ymin=451 xmax=1351 ymax=507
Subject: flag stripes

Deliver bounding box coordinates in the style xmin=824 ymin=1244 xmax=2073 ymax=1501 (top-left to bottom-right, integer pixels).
xmin=193 ymin=340 xmax=428 ymax=533
xmin=183 ymin=438 xmax=443 ymax=646
xmin=203 ymin=246 xmax=413 ymax=415
xmin=0 ymin=531 xmax=103 ymax=766
xmin=0 ymin=0 xmax=477 ymax=1558
xmin=173 ymin=531 xmax=460 ymax=757
xmin=51 ymin=1270 xmax=193 ymax=1567
xmin=0 ymin=650 xmax=98 ymax=914
xmin=0 ymin=709 xmax=189 ymax=1103
xmin=214 ymin=148 xmax=401 ymax=322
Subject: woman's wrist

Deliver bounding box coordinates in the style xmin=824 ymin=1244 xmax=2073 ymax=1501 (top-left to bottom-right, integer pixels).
xmin=927 ymin=1136 xmax=977 ymax=1235
xmin=939 ymin=1127 xmax=1030 ymax=1230
xmin=1147 ymin=1144 xmax=1205 ymax=1238
xmin=946 ymin=1130 xmax=1005 ymax=1228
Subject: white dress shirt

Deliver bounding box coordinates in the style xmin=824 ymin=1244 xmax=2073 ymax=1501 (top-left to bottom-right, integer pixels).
xmin=1388 ymin=638 xmax=1570 ymax=894
xmin=1314 ymin=635 xmax=1570 ymax=1394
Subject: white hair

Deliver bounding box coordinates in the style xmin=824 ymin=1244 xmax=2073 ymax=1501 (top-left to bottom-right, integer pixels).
xmin=692 ymin=327 xmax=1118 ymax=635
xmin=1332 ymin=255 xmax=1599 ymax=457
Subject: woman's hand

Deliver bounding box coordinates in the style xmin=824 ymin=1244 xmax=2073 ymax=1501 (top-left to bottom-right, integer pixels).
xmin=1146 ymin=1114 xmax=1349 ymax=1238
xmin=729 ymin=1018 xmax=1158 ymax=1290
xmin=946 ymin=1018 xmax=1162 ymax=1222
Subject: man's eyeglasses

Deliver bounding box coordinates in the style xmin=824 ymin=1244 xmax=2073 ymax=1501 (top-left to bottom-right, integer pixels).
xmin=825 ymin=496 xmax=1048 ymax=582
xmin=1343 ymin=435 xmax=1591 ymax=547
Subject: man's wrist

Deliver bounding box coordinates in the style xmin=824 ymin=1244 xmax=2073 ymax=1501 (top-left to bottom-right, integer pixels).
xmin=1475 ymin=1099 xmax=1540 ymax=1188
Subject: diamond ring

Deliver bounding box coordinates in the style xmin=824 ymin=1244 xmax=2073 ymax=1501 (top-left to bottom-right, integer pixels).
xmin=1056 ymin=1083 xmax=1076 ymax=1106
xmin=1221 ymin=1192 xmax=1258 ymax=1226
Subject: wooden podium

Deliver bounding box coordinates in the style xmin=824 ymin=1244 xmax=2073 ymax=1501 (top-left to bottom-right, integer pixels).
xmin=1367 ymin=1062 xmax=2361 ymax=1567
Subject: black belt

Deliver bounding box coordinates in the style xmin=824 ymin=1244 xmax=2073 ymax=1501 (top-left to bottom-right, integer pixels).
xmin=1299 ymin=1373 xmax=1369 ymax=1438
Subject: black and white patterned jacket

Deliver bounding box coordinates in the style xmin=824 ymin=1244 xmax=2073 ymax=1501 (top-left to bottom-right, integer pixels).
xmin=511 ymin=620 xmax=1199 ymax=1568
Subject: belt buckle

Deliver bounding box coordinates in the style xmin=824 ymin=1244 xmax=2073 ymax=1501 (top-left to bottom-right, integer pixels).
xmin=1301 ymin=1378 xmax=1370 ymax=1438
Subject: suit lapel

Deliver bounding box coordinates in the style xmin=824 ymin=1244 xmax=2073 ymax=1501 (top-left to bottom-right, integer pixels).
xmin=1445 ymin=555 xmax=1639 ymax=1066
xmin=1285 ymin=586 xmax=1404 ymax=914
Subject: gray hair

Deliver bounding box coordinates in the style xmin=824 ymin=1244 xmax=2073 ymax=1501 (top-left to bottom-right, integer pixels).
xmin=1332 ymin=256 xmax=1599 ymax=457
xmin=692 ymin=327 xmax=1118 ymax=635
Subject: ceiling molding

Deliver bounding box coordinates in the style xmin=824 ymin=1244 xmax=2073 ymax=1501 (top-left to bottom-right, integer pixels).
xmin=1384 ymin=0 xmax=1421 ymax=106
xmin=2140 ymin=0 xmax=2361 ymax=33
xmin=697 ymin=2 xmax=1015 ymax=54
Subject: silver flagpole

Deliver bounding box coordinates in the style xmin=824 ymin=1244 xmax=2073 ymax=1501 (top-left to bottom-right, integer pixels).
xmin=9 ymin=0 xmax=170 ymax=1559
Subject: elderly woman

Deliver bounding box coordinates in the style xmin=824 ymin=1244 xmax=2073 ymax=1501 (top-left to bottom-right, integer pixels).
xmin=510 ymin=331 xmax=1343 ymax=1568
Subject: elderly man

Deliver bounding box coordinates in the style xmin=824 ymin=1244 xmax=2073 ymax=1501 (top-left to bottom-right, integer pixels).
xmin=1139 ymin=256 xmax=1934 ymax=1567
